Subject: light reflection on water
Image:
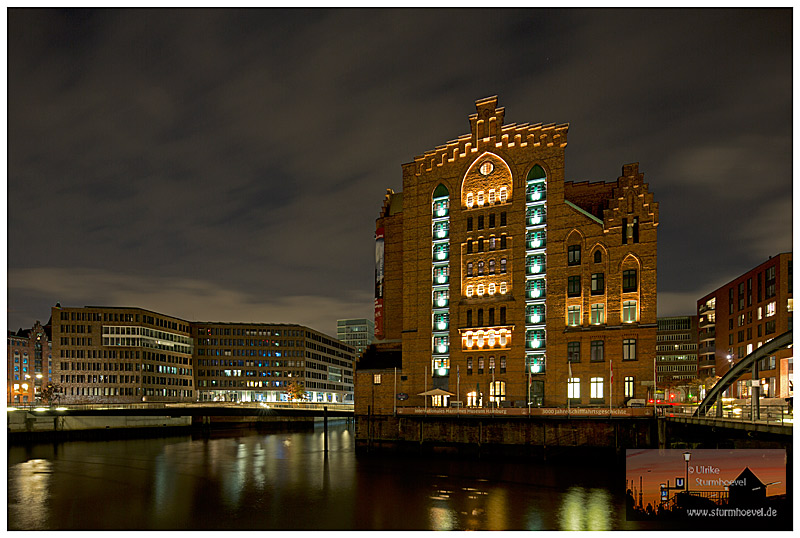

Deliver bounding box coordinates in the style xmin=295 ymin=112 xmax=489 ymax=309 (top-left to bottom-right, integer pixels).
xmin=558 ymin=486 xmax=612 ymax=530
xmin=8 ymin=424 xmax=623 ymax=530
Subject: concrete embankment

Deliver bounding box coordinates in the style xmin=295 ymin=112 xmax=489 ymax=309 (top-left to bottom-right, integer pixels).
xmin=7 ymin=410 xmax=326 ymax=442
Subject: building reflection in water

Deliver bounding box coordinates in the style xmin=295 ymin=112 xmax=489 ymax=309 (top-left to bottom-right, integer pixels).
xmin=8 ymin=459 xmax=51 ymax=530
xmin=558 ymin=486 xmax=612 ymax=530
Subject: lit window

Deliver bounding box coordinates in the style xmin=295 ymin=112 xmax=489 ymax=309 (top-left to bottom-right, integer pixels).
xmin=480 ymin=161 xmax=493 ymax=175
xmin=766 ymin=301 xmax=776 ymax=317
xmin=488 ymin=189 xmax=496 ymax=204
xmin=624 ymin=376 xmax=634 ymax=398
xmin=488 ymin=283 xmax=496 ymax=295
xmin=477 ymin=191 xmax=485 ymax=206
xmin=590 ymin=304 xmax=605 ymax=325
xmin=568 ymin=378 xmax=580 ymax=399
xmin=489 ymin=380 xmax=505 ymax=403
xmin=478 ymin=261 xmax=485 ymax=275
xmin=499 ymin=282 xmax=507 ymax=294
xmin=373 ymin=374 xmax=381 ymax=384
xmin=466 ymin=192 xmax=474 ymax=208
xmin=622 ymin=300 xmax=638 ymax=323
xmin=477 ymin=284 xmax=485 ymax=296
xmin=567 ymin=306 xmax=581 ymax=326
xmin=499 ymin=187 xmax=508 ymax=203
xmin=466 ymin=285 xmax=474 ymax=297
xmin=590 ymin=377 xmax=604 ymax=399
xmin=499 ymin=330 xmax=507 ymax=346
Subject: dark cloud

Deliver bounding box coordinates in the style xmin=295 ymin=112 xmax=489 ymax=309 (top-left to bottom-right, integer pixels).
xmin=7 ymin=8 xmax=792 ymax=334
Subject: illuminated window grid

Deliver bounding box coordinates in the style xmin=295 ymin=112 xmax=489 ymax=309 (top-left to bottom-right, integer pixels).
xmin=525 ymin=165 xmax=547 ymax=378
xmin=432 ymin=190 xmax=450 ymax=378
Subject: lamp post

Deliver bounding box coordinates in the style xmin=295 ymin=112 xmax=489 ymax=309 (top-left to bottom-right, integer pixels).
xmin=683 ymin=451 xmax=691 ymax=494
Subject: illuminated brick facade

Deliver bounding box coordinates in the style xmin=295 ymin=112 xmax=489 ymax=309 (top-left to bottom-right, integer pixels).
xmin=366 ymin=96 xmax=659 ymax=410
xmin=7 ymin=321 xmax=53 ymax=404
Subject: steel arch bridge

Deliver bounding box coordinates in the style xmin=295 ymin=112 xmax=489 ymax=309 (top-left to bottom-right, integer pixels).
xmin=694 ymin=330 xmax=792 ymax=417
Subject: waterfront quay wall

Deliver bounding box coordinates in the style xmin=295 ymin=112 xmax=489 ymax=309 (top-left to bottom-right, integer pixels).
xmin=355 ymin=408 xmax=655 ymax=458
xmin=7 ymin=410 xmax=320 ymax=442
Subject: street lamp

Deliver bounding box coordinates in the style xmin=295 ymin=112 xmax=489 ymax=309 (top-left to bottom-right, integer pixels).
xmin=683 ymin=451 xmax=691 ymax=493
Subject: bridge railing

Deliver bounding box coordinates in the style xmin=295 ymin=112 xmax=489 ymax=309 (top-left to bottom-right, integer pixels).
xmin=658 ymin=403 xmax=792 ymax=425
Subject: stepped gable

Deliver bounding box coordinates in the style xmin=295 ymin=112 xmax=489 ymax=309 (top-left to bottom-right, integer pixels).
xmin=409 ymin=96 xmax=569 ymax=176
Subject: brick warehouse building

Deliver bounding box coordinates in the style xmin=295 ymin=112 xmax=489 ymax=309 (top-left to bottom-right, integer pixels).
xmin=7 ymin=320 xmax=53 ymax=404
xmin=359 ymin=96 xmax=658 ymax=413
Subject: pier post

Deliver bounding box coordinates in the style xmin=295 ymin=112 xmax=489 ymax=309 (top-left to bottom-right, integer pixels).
xmin=323 ymin=406 xmax=328 ymax=454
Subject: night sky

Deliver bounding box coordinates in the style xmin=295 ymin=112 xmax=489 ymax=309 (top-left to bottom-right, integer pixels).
xmin=7 ymin=8 xmax=793 ymax=338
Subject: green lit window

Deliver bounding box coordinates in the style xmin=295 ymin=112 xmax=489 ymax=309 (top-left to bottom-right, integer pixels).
xmin=622 ymin=300 xmax=637 ymax=323
xmin=590 ymin=304 xmax=605 ymax=325
xmin=567 ymin=306 xmax=581 ymax=326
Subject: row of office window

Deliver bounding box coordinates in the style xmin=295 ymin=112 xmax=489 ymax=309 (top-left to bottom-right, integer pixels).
xmin=567 ymin=376 xmax=636 ymax=399
xmin=466 ymin=211 xmax=508 ymax=231
xmin=465 ymin=307 xmax=507 ymax=327
xmin=566 ymin=301 xmax=638 ymax=326
xmin=466 ymin=258 xmax=507 ymax=276
xmin=566 ymin=270 xmax=637 ymax=297
xmin=466 ymin=235 xmax=508 ymax=253
xmin=465 ymin=188 xmax=509 ymax=208
xmin=567 ymin=339 xmax=637 ymax=362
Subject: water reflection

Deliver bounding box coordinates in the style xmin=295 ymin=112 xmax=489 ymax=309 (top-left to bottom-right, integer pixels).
xmin=559 ymin=486 xmax=613 ymax=530
xmin=8 ymin=424 xmax=624 ymax=531
xmin=7 ymin=459 xmax=51 ymax=530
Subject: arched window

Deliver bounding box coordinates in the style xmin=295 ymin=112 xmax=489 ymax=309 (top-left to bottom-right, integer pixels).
xmin=594 ymin=250 xmax=602 ymax=263
xmin=467 ymin=262 xmax=473 ymax=277
xmin=500 ymin=258 xmax=507 ymax=274
xmin=528 ymin=164 xmax=546 ymax=180
xmin=478 ymin=261 xmax=485 ymax=276
xmin=489 ymin=259 xmax=496 ymax=274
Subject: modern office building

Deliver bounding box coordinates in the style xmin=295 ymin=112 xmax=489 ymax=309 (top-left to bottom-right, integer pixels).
xmin=49 ymin=305 xmax=356 ymax=404
xmin=193 ymin=322 xmax=355 ymax=403
xmin=52 ymin=305 xmax=195 ymax=403
xmin=7 ymin=320 xmax=53 ymax=404
xmin=337 ymin=318 xmax=375 ymax=355
xmin=656 ymin=316 xmax=698 ymax=402
xmin=697 ymin=253 xmax=793 ymax=398
xmin=363 ymin=96 xmax=658 ymax=411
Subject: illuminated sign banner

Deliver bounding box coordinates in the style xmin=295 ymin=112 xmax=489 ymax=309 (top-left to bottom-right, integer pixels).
xmin=374 ymin=227 xmax=385 ymax=340
xmin=396 ymin=407 xmax=653 ymax=417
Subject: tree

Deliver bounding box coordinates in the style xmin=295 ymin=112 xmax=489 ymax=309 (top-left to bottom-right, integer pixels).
xmin=39 ymin=381 xmax=62 ymax=405
xmin=286 ymin=381 xmax=308 ymax=402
